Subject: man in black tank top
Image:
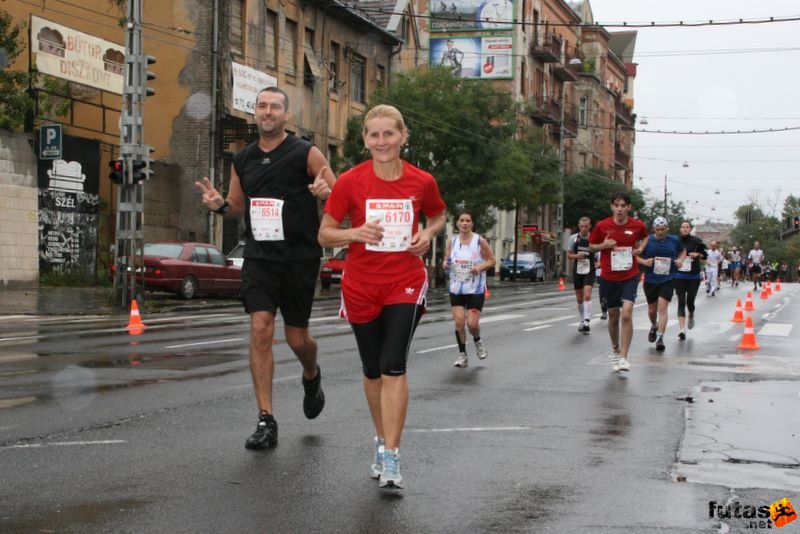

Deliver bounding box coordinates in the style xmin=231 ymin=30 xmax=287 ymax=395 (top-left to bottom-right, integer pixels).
xmin=566 ymin=217 xmax=596 ymax=334
xmin=196 ymin=87 xmax=336 ymax=450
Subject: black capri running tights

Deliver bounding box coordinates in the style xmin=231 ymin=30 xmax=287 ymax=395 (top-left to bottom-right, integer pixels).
xmin=350 ymin=303 xmax=424 ymax=379
xmin=674 ymin=278 xmax=701 ymax=318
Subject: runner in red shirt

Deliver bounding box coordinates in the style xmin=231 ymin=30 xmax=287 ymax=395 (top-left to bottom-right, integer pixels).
xmin=319 ymin=104 xmax=446 ymax=490
xmin=589 ymin=192 xmax=648 ymax=372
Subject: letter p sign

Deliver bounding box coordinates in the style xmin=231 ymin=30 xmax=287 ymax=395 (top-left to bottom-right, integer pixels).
xmin=39 ymin=124 xmax=62 ymax=160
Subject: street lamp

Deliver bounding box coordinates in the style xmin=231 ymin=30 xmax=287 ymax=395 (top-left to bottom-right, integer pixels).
xmin=555 ymin=57 xmax=583 ymax=279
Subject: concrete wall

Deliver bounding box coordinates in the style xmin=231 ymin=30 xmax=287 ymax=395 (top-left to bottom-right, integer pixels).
xmin=0 ymin=131 xmax=39 ymax=287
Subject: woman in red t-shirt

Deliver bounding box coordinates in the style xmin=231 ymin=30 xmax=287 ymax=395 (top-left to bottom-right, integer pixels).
xmin=319 ymin=104 xmax=446 ymax=490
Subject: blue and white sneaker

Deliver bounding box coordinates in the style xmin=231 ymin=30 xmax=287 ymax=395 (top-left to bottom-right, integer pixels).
xmin=378 ymin=448 xmax=404 ymax=489
xmin=370 ymin=437 xmax=385 ymax=479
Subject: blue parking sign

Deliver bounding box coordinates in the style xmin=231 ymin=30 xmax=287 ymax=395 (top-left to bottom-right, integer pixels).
xmin=40 ymin=124 xmax=62 ymax=160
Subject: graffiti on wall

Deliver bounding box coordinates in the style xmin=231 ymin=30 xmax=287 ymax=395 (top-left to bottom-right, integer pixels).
xmin=37 ymin=135 xmax=100 ymax=274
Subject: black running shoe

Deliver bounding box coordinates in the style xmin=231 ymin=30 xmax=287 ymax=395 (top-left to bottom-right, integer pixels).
xmin=302 ymin=365 xmax=325 ymax=419
xmin=655 ymin=337 xmax=665 ymax=352
xmin=245 ymin=412 xmax=278 ymax=450
xmin=678 ymin=332 xmax=686 ymax=341
xmin=648 ymin=326 xmax=657 ymax=343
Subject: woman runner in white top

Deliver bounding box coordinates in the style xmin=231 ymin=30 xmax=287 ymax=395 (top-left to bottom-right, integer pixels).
xmin=443 ymin=210 xmax=496 ymax=368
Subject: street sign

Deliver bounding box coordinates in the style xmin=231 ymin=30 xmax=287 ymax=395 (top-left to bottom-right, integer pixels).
xmin=39 ymin=124 xmax=62 ymax=160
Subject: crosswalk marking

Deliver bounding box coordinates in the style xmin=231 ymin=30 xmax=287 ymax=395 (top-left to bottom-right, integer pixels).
xmin=758 ymin=323 xmax=793 ymax=337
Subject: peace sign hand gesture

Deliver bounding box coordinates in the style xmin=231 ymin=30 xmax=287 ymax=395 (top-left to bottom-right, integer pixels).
xmin=194 ymin=177 xmax=225 ymax=211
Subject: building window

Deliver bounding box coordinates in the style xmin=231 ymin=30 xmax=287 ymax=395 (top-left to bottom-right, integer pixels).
xmin=376 ymin=64 xmax=385 ymax=87
xmin=578 ymin=97 xmax=587 ymax=127
xmin=330 ymin=41 xmax=340 ymax=91
xmin=351 ymin=54 xmax=366 ymax=103
xmin=265 ymin=9 xmax=278 ymax=68
xmin=304 ymin=28 xmax=320 ymax=87
xmin=231 ymin=0 xmax=244 ymax=56
xmin=284 ymin=19 xmax=298 ymax=76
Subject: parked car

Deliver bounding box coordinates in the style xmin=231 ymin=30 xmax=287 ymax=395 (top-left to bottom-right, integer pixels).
xmin=320 ymin=249 xmax=346 ymax=289
xmin=499 ymin=252 xmax=545 ymax=282
xmin=226 ymin=241 xmax=245 ymax=268
xmin=111 ymin=241 xmax=241 ymax=299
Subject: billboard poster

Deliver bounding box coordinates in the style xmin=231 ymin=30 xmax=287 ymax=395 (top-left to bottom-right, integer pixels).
xmin=232 ymin=62 xmax=277 ymax=114
xmin=31 ymin=16 xmax=125 ymax=94
xmin=430 ymin=36 xmax=513 ymax=79
xmin=430 ymin=0 xmax=514 ymax=32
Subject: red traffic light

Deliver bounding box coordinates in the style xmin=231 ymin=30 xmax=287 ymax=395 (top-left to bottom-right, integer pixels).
xmin=108 ymin=159 xmax=124 ymax=184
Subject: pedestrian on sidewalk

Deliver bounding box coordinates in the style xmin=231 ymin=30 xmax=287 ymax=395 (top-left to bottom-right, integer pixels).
xmin=637 ymin=217 xmax=686 ymax=352
xmin=443 ymin=209 xmax=496 ymax=368
xmin=589 ymin=192 xmax=649 ymax=373
xmin=195 ymin=87 xmax=336 ymax=450
xmin=318 ymin=104 xmax=446 ymax=490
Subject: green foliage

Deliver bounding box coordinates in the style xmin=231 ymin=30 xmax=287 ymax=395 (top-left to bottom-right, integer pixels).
xmin=0 ymin=10 xmax=33 ymax=131
xmin=637 ymin=199 xmax=688 ymax=234
xmin=563 ymin=167 xmax=644 ymax=229
xmin=781 ymin=194 xmax=800 ymax=220
xmin=340 ymin=67 xmax=561 ymax=229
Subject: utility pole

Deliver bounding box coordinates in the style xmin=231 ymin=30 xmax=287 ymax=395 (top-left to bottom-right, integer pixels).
xmin=112 ymin=0 xmax=155 ymax=308
xmin=555 ymin=88 xmax=567 ymax=279
xmin=663 ymin=174 xmax=668 ymax=218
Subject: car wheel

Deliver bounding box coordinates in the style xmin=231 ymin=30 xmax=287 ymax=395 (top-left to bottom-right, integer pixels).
xmin=179 ymin=275 xmax=198 ymax=300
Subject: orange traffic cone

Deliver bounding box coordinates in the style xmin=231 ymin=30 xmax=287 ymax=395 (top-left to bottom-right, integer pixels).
xmin=127 ymin=299 xmax=146 ymax=335
xmin=765 ymin=282 xmax=772 ymax=296
xmin=775 ymin=278 xmax=782 ymax=291
xmin=730 ymin=299 xmax=745 ymax=323
xmin=760 ymin=284 xmax=770 ymax=300
xmin=558 ymin=277 xmax=565 ymax=291
xmin=484 ymin=286 xmax=491 ymax=299
xmin=744 ymin=291 xmax=755 ymax=311
xmin=641 ymin=272 xmax=645 ymax=283
xmin=736 ymin=316 xmax=760 ymax=350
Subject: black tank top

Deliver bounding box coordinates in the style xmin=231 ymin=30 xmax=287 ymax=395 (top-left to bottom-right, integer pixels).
xmin=233 ymin=135 xmax=321 ymax=264
xmin=572 ymin=234 xmax=594 ymax=272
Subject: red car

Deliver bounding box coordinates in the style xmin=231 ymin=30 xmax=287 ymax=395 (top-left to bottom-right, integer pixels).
xmin=112 ymin=241 xmax=241 ymax=299
xmin=320 ymin=249 xmax=346 ymax=289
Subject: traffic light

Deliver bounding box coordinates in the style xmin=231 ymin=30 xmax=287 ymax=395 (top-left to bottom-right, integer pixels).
xmin=131 ymin=159 xmax=152 ymax=184
xmin=108 ymin=159 xmax=124 ymax=185
xmin=143 ymin=55 xmax=156 ymax=98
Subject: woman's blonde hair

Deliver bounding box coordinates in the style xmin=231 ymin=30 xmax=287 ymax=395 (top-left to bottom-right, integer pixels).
xmin=362 ymin=104 xmax=408 ymax=138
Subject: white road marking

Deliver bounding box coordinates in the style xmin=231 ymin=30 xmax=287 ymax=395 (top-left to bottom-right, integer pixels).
xmin=522 ymin=315 xmax=574 ymax=326
xmin=416 ymin=344 xmax=457 ymax=354
xmin=758 ymin=323 xmax=793 ymax=337
xmin=480 ymin=314 xmax=525 ymax=324
xmin=522 ymin=325 xmax=552 ymax=332
xmin=407 ymin=426 xmax=531 ymax=433
xmin=165 ymin=337 xmax=244 ymax=349
xmin=2 ymin=440 xmax=127 ymax=450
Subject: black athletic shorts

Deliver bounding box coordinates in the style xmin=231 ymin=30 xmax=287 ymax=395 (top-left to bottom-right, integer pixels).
xmin=448 ymin=292 xmax=485 ymax=311
xmin=643 ymin=280 xmax=674 ymax=304
xmin=598 ymin=276 xmax=639 ymax=310
xmin=573 ymin=272 xmax=596 ymax=290
xmin=750 ymin=264 xmax=762 ymax=274
xmin=241 ymin=258 xmax=320 ymax=327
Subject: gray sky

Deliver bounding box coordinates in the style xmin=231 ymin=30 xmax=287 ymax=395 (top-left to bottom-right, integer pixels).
xmin=588 ymin=0 xmax=799 ymax=225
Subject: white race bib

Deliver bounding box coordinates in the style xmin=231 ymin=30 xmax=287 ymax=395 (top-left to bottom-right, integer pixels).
xmin=365 ymin=199 xmax=414 ymax=252
xmin=678 ymin=257 xmax=692 ymax=272
xmin=576 ymin=259 xmax=590 ymax=275
xmin=250 ymin=198 xmax=284 ymax=241
xmin=653 ymin=256 xmax=671 ymax=276
xmin=610 ymin=247 xmax=633 ymax=271
xmin=452 ymin=259 xmax=475 ymax=282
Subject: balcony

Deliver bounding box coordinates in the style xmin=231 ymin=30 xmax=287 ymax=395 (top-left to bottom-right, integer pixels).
xmin=615 ymin=99 xmax=633 ymax=126
xmin=530 ymin=33 xmax=561 ymax=63
xmin=552 ymin=107 xmax=578 ymax=139
xmin=553 ymin=47 xmax=581 ymax=82
xmin=615 ymin=145 xmax=631 ymax=169
xmin=529 ymin=95 xmax=560 ymax=124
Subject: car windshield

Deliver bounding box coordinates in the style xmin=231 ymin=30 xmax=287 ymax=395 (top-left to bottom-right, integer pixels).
xmin=144 ymin=243 xmax=183 ymax=259
xmin=505 ymin=253 xmax=539 ymax=263
xmin=227 ymin=243 xmax=244 ymax=259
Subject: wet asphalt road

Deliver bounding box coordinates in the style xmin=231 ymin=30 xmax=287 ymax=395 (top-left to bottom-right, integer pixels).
xmin=1 ymin=281 xmax=799 ymax=532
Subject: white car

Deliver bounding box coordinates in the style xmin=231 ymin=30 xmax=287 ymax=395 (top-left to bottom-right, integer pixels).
xmin=226 ymin=242 xmax=245 ymax=268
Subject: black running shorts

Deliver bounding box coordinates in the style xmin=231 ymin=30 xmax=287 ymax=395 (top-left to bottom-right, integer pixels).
xmin=241 ymin=258 xmax=320 ymax=327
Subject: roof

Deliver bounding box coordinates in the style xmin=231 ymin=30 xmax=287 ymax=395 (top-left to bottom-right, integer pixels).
xmin=305 ymin=0 xmax=403 ymax=44
xmin=357 ymin=0 xmax=408 ymax=33
xmin=608 ymin=31 xmax=637 ymax=63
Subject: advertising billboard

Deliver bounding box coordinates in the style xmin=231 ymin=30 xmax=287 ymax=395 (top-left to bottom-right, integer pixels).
xmin=430 ymin=36 xmax=513 ymax=79
xmin=430 ymin=0 xmax=514 ymax=32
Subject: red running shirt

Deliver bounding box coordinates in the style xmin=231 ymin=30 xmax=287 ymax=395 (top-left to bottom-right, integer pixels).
xmin=589 ymin=216 xmax=648 ymax=281
xmin=324 ymin=160 xmax=446 ymax=281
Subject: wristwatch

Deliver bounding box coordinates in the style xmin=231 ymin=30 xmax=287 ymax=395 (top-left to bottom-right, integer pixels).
xmin=213 ymin=200 xmax=230 ymax=215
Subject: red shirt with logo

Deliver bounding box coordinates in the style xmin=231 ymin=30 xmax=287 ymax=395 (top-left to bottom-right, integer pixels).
xmin=589 ymin=216 xmax=648 ymax=281
xmin=324 ymin=160 xmax=446 ymax=281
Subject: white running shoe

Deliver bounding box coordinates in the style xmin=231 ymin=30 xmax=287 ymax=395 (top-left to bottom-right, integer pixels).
xmin=614 ymin=357 xmax=630 ymax=372
xmin=454 ymin=353 xmax=468 ymax=368
xmin=475 ymin=340 xmax=488 ymax=360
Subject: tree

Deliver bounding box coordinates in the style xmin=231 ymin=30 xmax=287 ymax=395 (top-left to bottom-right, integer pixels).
xmin=781 ymin=194 xmax=800 ymax=221
xmin=637 ymin=198 xmax=688 ymax=235
xmin=0 ymin=9 xmax=33 ymax=131
xmin=340 ymin=67 xmax=559 ymax=231
xmin=563 ymin=167 xmax=645 ymax=229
